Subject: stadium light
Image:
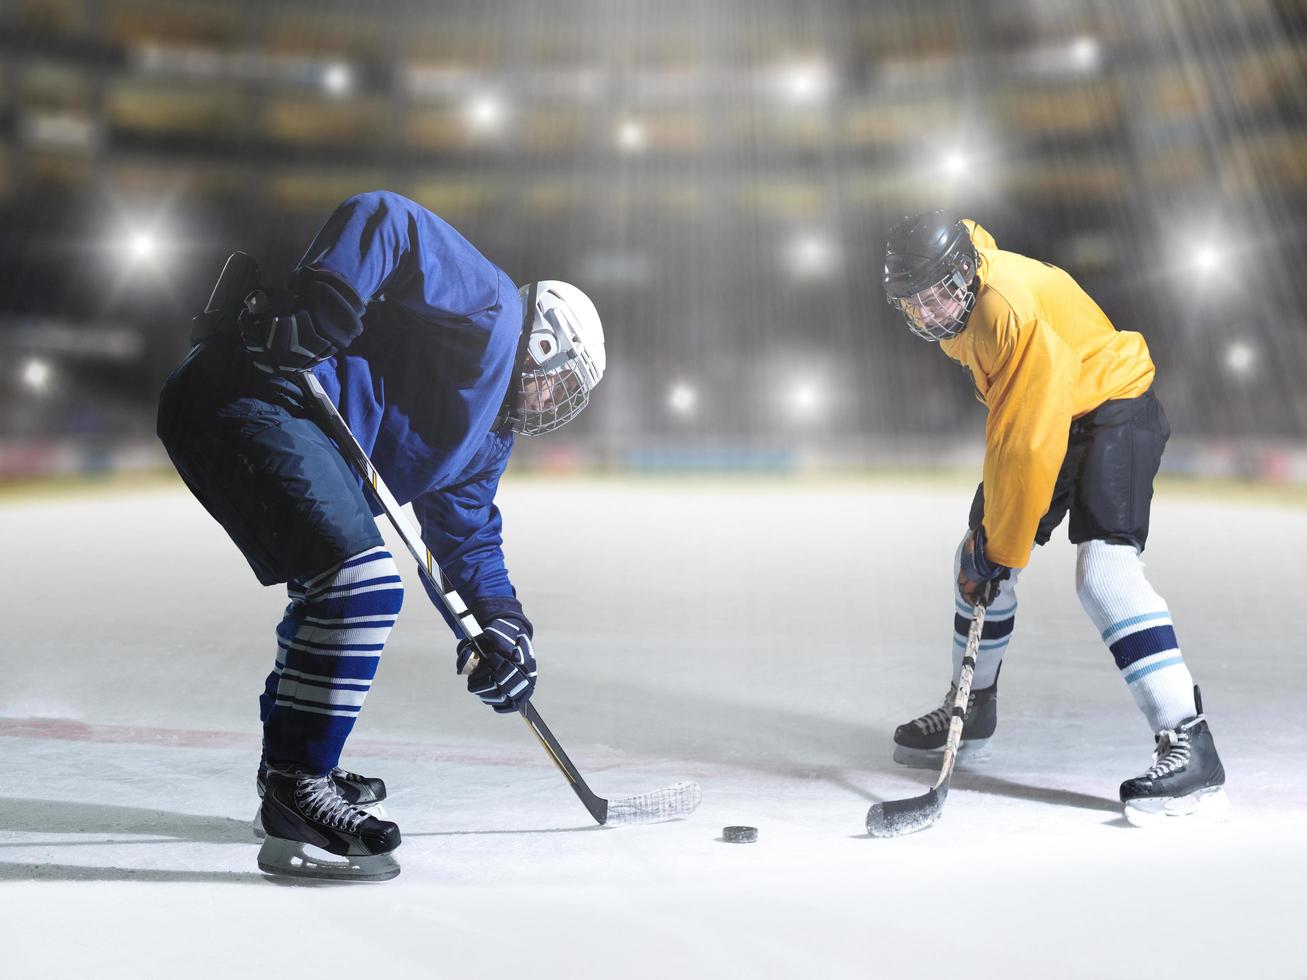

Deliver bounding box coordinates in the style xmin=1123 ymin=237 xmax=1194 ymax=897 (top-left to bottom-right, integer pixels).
xmin=617 ymin=119 xmax=646 ymax=153
xmin=322 ymin=63 xmax=355 ymax=98
xmin=1193 ymin=244 xmax=1222 ymax=275
xmin=466 ymin=93 xmax=506 ymax=133
xmin=668 ymin=382 xmax=697 ymax=415
xmin=1069 ymin=36 xmax=1101 ymax=72
xmin=783 ymin=231 xmax=839 ymax=280
xmin=128 ymin=231 xmax=158 ymax=264
xmin=773 ymin=59 xmax=835 ymax=107
xmin=942 ymin=149 xmax=969 ymax=180
xmin=1225 ymin=340 xmax=1257 ymax=376
xmin=789 ymin=379 xmax=824 ymax=419
xmin=22 ymin=358 xmax=51 ymax=393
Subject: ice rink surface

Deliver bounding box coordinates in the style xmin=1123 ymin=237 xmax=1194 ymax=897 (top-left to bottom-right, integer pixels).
xmin=2 ymin=475 xmax=1302 ymax=979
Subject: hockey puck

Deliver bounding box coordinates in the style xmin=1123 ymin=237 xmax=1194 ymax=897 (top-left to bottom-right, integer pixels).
xmin=722 ymin=825 xmax=758 ymax=843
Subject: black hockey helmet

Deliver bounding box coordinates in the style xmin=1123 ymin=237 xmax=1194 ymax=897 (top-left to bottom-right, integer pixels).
xmin=883 ymin=211 xmax=978 ymax=341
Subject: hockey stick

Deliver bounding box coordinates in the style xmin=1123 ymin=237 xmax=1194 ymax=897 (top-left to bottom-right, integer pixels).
xmin=866 ymin=602 xmax=986 ymax=837
xmin=295 ymin=371 xmax=701 ymax=827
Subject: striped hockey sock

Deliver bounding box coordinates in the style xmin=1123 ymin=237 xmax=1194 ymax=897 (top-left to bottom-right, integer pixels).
xmin=951 ymin=540 xmax=1021 ymax=690
xmin=1075 ymin=539 xmax=1196 ymax=731
xmin=260 ymin=546 xmax=404 ymax=774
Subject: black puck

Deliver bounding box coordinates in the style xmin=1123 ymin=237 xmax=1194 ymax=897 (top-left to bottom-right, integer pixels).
xmin=722 ymin=825 xmax=758 ymax=843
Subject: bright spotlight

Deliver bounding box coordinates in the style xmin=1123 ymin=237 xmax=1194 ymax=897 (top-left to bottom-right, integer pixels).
xmin=668 ymin=382 xmax=697 ymax=415
xmin=1193 ymin=245 xmax=1221 ymax=274
xmin=790 ymin=380 xmax=824 ymax=418
xmin=775 ymin=60 xmax=834 ymax=107
xmin=617 ymin=120 xmax=646 ymax=153
xmin=784 ymin=231 xmax=839 ymax=280
xmin=22 ymin=358 xmax=51 ymax=392
xmin=322 ymin=63 xmax=355 ymax=98
xmin=1069 ymin=36 xmax=1101 ymax=71
xmin=1225 ymin=341 xmax=1256 ymax=376
xmin=466 ymin=94 xmax=505 ymax=133
xmin=128 ymin=231 xmax=158 ymax=263
xmin=942 ymin=150 xmax=969 ymax=179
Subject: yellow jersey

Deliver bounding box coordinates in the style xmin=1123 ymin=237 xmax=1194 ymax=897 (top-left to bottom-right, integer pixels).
xmin=939 ymin=221 xmax=1155 ymax=568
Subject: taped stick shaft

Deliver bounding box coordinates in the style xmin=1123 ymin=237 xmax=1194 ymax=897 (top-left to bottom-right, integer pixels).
xmin=934 ymin=602 xmax=986 ymax=791
xmin=866 ymin=602 xmax=985 ymax=837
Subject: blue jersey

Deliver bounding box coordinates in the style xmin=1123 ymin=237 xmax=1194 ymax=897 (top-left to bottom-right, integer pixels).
xmin=298 ymin=191 xmax=524 ymax=613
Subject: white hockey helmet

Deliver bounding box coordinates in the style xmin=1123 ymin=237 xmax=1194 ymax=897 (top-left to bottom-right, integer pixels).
xmin=510 ymin=280 xmax=606 ymax=436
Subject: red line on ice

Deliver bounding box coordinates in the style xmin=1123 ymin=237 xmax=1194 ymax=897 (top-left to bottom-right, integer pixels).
xmin=0 ymin=716 xmax=549 ymax=767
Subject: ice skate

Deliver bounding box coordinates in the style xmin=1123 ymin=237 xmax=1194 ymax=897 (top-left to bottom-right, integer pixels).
xmin=256 ymin=768 xmax=401 ymax=882
xmin=1120 ymin=691 xmax=1230 ymax=827
xmin=892 ymin=677 xmax=998 ymax=768
xmin=252 ymin=765 xmax=388 ymax=839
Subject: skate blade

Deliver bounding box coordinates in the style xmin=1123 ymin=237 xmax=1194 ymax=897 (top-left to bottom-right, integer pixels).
xmin=252 ymin=801 xmax=388 ymax=841
xmin=257 ymin=836 xmax=400 ymax=882
xmin=892 ymin=738 xmax=991 ymax=770
xmin=1123 ymin=786 xmax=1232 ymax=828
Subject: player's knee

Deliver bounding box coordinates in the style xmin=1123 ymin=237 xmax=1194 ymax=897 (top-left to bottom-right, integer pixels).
xmin=374 ymin=551 xmax=405 ymax=615
xmin=350 ymin=548 xmax=404 ymax=616
xmin=300 ymin=547 xmax=404 ymax=620
xmin=1076 ymin=538 xmax=1140 ymax=614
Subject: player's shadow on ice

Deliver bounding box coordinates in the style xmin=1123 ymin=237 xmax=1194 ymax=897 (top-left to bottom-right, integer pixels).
xmin=406 ymin=826 xmax=605 ymax=838
xmin=586 ymin=683 xmax=1120 ymax=815
xmin=941 ymin=773 xmax=1119 ymax=813
xmin=0 ymin=797 xmax=271 ymax=884
xmin=0 ymin=797 xmax=253 ymax=846
xmin=0 ymin=862 xmax=265 ymax=884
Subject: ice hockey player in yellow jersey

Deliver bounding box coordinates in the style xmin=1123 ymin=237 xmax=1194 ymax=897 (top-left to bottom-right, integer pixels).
xmin=881 ymin=211 xmax=1229 ymax=826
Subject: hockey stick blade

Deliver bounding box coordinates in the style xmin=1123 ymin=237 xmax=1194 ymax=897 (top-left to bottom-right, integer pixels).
xmin=866 ymin=783 xmax=948 ymax=838
xmin=520 ymin=703 xmax=700 ymax=825
xmin=867 ymin=602 xmax=985 ymax=838
xmin=603 ymin=781 xmax=703 ymax=826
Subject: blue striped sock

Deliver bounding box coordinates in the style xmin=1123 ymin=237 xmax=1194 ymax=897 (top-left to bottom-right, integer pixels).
xmin=260 ymin=546 xmax=404 ymax=773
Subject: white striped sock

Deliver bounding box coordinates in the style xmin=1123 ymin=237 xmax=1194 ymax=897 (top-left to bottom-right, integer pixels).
xmin=1076 ymin=540 xmax=1196 ymax=731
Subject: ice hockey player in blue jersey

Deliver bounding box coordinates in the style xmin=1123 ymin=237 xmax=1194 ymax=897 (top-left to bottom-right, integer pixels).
xmin=157 ymin=191 xmax=606 ymax=881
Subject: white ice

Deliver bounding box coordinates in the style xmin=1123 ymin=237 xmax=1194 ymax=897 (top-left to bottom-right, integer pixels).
xmin=2 ymin=476 xmax=1303 ymax=979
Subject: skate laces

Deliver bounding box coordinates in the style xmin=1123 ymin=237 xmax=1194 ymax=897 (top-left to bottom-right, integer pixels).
xmin=295 ymin=774 xmax=369 ymax=833
xmin=914 ymin=686 xmax=975 ymax=735
xmin=1143 ymin=723 xmax=1197 ymax=780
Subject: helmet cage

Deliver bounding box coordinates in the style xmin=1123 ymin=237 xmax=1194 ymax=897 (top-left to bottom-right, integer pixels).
xmin=511 ymin=317 xmax=592 ymax=436
xmin=889 ymin=252 xmax=977 ymax=342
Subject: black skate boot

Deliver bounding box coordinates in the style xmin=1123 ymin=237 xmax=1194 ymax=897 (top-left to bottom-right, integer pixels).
xmin=1120 ymin=687 xmax=1230 ymax=827
xmin=892 ymin=673 xmax=999 ymax=768
xmin=257 ymin=768 xmax=402 ymax=882
xmin=253 ymin=765 xmax=388 ymax=838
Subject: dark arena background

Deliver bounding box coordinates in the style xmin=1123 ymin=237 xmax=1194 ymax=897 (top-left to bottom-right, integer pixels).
xmin=1 ymin=2 xmax=1304 ymax=977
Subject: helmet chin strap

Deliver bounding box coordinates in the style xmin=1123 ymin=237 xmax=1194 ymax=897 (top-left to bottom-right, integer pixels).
xmin=496 ymin=280 xmax=538 ymax=434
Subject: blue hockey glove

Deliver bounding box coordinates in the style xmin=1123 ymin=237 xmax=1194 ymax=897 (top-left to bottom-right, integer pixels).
xmin=455 ymin=601 xmax=536 ymax=714
xmin=958 ymin=525 xmax=1010 ymax=607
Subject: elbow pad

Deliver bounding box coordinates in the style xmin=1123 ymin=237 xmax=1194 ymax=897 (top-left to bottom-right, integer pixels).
xmin=238 ymin=269 xmax=366 ymax=374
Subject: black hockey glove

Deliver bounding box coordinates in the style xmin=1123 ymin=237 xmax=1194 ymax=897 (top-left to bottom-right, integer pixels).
xmin=238 ymin=269 xmax=366 ymax=375
xmin=958 ymin=525 xmax=1010 ymax=607
xmin=455 ymin=599 xmax=536 ymax=714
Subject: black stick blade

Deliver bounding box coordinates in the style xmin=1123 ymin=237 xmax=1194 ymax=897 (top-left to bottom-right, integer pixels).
xmin=866 ymin=787 xmax=944 ymax=837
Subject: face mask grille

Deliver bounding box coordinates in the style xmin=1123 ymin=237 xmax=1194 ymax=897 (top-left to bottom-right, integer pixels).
xmin=512 ymin=357 xmax=591 ymax=436
xmin=890 ymin=261 xmax=976 ymax=342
